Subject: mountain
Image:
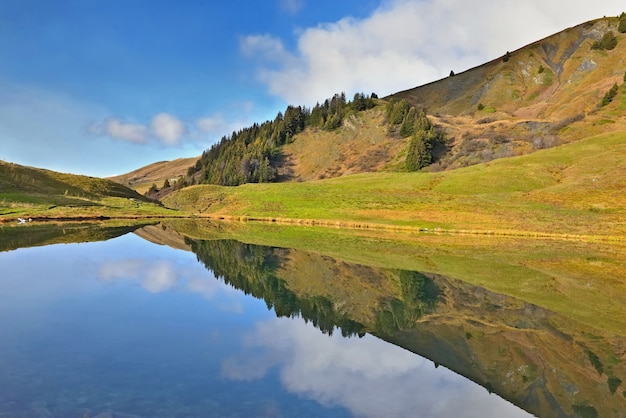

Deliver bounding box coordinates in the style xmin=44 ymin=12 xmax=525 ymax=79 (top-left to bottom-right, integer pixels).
xmin=112 ymin=15 xmax=626 ymax=188
xmin=390 ymin=16 xmax=626 ymax=169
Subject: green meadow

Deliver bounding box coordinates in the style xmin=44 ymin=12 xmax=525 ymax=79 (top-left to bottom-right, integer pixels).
xmin=0 ymin=160 xmax=182 ymax=221
xmin=164 ymin=130 xmax=626 ymax=240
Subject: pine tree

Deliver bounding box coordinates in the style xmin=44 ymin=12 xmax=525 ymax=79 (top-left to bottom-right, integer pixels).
xmin=619 ymin=16 xmax=626 ymax=33
xmin=405 ymin=131 xmax=432 ymax=171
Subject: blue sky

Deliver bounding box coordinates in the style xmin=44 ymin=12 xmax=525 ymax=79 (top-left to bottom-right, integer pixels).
xmin=0 ymin=0 xmax=620 ymax=177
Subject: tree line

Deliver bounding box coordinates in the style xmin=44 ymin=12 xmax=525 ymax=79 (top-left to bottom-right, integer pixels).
xmin=385 ymin=98 xmax=445 ymax=171
xmin=146 ymin=93 xmax=443 ymax=199
xmin=186 ymin=92 xmax=378 ymax=187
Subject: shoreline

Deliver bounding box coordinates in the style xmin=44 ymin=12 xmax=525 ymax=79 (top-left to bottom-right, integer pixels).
xmin=2 ymin=213 xmax=624 ymax=244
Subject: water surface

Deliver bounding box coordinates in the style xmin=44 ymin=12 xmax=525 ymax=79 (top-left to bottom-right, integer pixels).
xmin=1 ymin=222 xmax=624 ymax=417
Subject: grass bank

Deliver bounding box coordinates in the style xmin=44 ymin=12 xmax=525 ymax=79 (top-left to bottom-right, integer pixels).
xmin=164 ymin=131 xmax=626 ymax=239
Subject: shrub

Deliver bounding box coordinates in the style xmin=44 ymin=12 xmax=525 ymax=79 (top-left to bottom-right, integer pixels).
xmin=538 ymin=65 xmax=545 ymax=74
xmin=477 ymin=103 xmax=485 ymax=111
xmin=601 ymin=83 xmax=619 ymax=107
xmin=592 ymin=31 xmax=618 ymax=50
xmin=619 ymin=17 xmax=626 ymax=33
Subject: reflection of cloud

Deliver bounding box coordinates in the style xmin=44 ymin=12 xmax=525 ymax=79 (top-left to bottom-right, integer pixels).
xmin=98 ymin=259 xmax=176 ymax=293
xmin=223 ymin=318 xmax=531 ymax=418
xmin=97 ymin=258 xmax=240 ymax=309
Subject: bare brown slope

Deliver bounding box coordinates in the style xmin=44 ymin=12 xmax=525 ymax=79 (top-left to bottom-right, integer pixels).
xmin=390 ymin=17 xmax=624 ymax=120
xmin=277 ymin=108 xmax=408 ymax=181
xmin=108 ymin=157 xmax=198 ymax=194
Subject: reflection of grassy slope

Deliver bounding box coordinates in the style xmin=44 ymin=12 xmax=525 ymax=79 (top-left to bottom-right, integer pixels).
xmin=0 ymin=221 xmax=152 ymax=252
xmin=162 ymin=220 xmax=626 ymax=336
xmin=164 ymin=130 xmax=626 ymax=238
xmin=382 ymin=273 xmax=626 ymax=418
xmin=0 ymin=161 xmax=180 ymax=220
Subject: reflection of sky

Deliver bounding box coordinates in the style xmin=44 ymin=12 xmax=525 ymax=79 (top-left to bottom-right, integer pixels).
xmin=0 ymin=233 xmax=532 ymax=417
xmin=223 ymin=317 xmax=532 ymax=418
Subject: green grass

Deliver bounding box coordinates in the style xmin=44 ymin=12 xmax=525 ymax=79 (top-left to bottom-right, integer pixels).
xmin=164 ymin=131 xmax=626 ymax=238
xmin=0 ymin=161 xmax=183 ymax=221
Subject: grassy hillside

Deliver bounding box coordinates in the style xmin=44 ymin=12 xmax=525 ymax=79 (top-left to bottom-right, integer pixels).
xmin=390 ymin=16 xmax=626 ymax=170
xmin=164 ymin=130 xmax=626 ymax=238
xmin=0 ymin=161 xmax=181 ymax=221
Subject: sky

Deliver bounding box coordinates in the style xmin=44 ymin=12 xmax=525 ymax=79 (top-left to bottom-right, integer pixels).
xmin=0 ymin=0 xmax=621 ymax=177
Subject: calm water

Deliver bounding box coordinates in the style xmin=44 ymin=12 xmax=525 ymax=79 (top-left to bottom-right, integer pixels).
xmin=0 ymin=223 xmax=623 ymax=417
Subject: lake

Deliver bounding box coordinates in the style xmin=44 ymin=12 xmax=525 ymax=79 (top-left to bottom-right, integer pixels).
xmin=0 ymin=221 xmax=625 ymax=417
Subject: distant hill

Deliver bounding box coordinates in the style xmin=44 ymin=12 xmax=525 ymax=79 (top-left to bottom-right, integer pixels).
xmin=0 ymin=161 xmax=176 ymax=221
xmin=0 ymin=160 xmax=148 ymax=202
xmin=108 ymin=157 xmax=198 ymax=194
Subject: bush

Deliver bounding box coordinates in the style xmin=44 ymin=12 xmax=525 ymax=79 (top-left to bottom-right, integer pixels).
xmin=601 ymin=83 xmax=619 ymax=107
xmin=619 ymin=17 xmax=626 ymax=33
xmin=591 ymin=31 xmax=618 ymax=50
xmin=477 ymin=103 xmax=485 ymax=111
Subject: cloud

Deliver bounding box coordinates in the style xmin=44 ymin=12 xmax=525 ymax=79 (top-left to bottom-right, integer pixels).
xmin=240 ymin=34 xmax=293 ymax=64
xmin=104 ymin=118 xmax=148 ymax=143
xmin=242 ymin=0 xmax=620 ymax=105
xmin=95 ymin=113 xmax=186 ymax=146
xmin=93 ymin=108 xmax=254 ymax=147
xmin=222 ymin=317 xmax=531 ymax=418
xmin=278 ymin=0 xmax=304 ymax=16
xmin=151 ymin=112 xmax=186 ymax=145
xmin=196 ymin=114 xmax=226 ymax=135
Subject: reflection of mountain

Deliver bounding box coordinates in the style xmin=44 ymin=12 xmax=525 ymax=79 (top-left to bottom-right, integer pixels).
xmin=187 ymin=238 xmax=437 ymax=337
xmin=0 ymin=222 xmax=152 ymax=252
xmin=183 ymin=237 xmax=626 ymax=418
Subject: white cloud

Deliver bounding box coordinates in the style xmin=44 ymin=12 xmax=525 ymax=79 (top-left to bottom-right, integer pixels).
xmin=151 ymin=112 xmax=186 ymax=145
xmin=240 ymin=34 xmax=293 ymax=64
xmin=222 ymin=317 xmax=532 ymax=418
xmin=242 ymin=0 xmax=621 ymax=105
xmin=196 ymin=114 xmax=226 ymax=134
xmin=104 ymin=118 xmax=148 ymax=143
xmin=278 ymin=0 xmax=304 ymax=16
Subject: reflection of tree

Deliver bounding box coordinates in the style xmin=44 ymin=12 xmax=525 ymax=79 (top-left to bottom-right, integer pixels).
xmin=187 ymin=239 xmax=439 ymax=338
xmin=187 ymin=239 xmax=367 ymax=337
xmin=375 ymin=271 xmax=440 ymax=335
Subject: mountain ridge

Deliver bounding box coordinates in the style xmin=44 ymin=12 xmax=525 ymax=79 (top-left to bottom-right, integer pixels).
xmin=109 ymin=15 xmax=626 ymax=191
